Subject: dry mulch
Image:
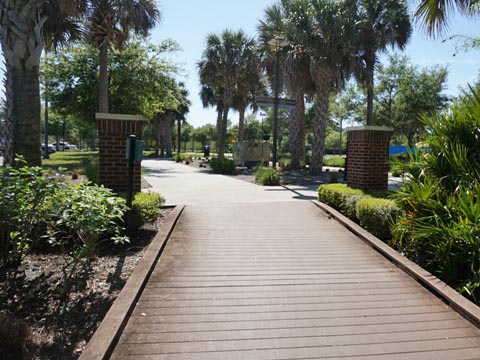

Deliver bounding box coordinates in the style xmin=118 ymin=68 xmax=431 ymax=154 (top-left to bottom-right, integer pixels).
xmin=0 ymin=210 xmax=171 ymax=360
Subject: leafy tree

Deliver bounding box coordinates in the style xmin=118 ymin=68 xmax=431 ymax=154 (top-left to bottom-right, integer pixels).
xmin=42 ymin=39 xmax=182 ymax=145
xmin=354 ymin=0 xmax=411 ymax=125
xmin=375 ymin=54 xmax=449 ymax=146
xmin=85 ymin=0 xmax=160 ymax=113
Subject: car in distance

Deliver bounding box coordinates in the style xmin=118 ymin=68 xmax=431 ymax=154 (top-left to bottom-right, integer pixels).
xmin=52 ymin=142 xmax=77 ymax=151
xmin=41 ymin=144 xmax=56 ymax=154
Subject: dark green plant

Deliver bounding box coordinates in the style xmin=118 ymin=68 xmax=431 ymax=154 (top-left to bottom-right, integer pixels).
xmin=391 ymin=90 xmax=480 ymax=302
xmin=48 ymin=183 xmax=129 ymax=296
xmin=132 ymin=191 xmax=165 ymax=226
xmin=255 ymin=166 xmax=280 ymax=186
xmin=210 ymin=157 xmax=236 ymax=175
xmin=0 ymin=159 xmax=60 ymax=266
xmin=356 ymin=197 xmax=400 ymax=240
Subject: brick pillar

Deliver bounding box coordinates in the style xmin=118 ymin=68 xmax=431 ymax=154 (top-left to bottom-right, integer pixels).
xmin=96 ymin=113 xmax=143 ymax=193
xmin=346 ymin=126 xmax=393 ymax=191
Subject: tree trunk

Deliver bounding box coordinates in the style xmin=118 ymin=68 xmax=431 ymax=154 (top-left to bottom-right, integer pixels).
xmin=366 ymin=66 xmax=374 ymax=126
xmin=311 ymin=86 xmax=330 ymax=175
xmin=218 ymin=107 xmax=229 ymax=158
xmin=2 ymin=66 xmax=14 ymax=166
xmin=10 ymin=66 xmax=42 ymax=167
xmin=98 ymin=41 xmax=109 ymax=113
xmin=153 ymin=116 xmax=160 ymax=157
xmin=238 ymin=106 xmax=246 ymax=143
xmin=289 ymin=91 xmax=306 ymax=170
xmin=216 ymin=107 xmax=223 ymax=154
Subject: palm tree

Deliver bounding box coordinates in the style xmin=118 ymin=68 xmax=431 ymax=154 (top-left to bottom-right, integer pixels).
xmin=258 ymin=2 xmax=315 ymax=170
xmin=85 ymin=0 xmax=160 ymax=113
xmin=284 ymin=0 xmax=358 ymax=175
xmin=198 ymin=64 xmax=224 ymax=154
xmin=232 ymin=38 xmax=261 ymax=143
xmin=198 ymin=30 xmax=253 ymax=157
xmin=415 ymin=0 xmax=479 ymax=36
xmin=0 ymin=0 xmax=82 ymax=166
xmin=355 ymin=0 xmax=411 ymax=125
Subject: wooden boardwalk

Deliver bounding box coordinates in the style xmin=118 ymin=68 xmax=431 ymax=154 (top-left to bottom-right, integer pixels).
xmin=110 ymin=201 xmax=480 ymax=359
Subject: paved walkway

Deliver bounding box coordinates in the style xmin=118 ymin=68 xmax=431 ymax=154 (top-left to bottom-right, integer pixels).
xmin=111 ymin=160 xmax=480 ymax=359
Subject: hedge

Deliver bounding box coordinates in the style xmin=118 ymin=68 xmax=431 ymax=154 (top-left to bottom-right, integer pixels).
xmin=317 ymin=184 xmax=400 ymax=241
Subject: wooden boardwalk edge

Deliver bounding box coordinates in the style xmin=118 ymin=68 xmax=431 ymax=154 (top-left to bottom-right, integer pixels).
xmin=310 ymin=199 xmax=480 ymax=329
xmin=79 ymin=204 xmax=186 ymax=360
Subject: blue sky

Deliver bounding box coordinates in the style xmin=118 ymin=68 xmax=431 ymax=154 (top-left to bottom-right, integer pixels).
xmin=1 ymin=0 xmax=479 ymax=128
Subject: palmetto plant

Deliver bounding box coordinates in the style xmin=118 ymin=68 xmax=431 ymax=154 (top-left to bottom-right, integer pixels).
xmin=392 ymin=90 xmax=480 ymax=302
xmin=415 ymin=0 xmax=479 ymax=36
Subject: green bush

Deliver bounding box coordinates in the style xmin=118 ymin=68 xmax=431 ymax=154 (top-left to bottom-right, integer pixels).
xmin=255 ymin=166 xmax=280 ymax=186
xmin=356 ymin=197 xmax=400 ymax=240
xmin=210 ymin=157 xmax=236 ymax=175
xmin=323 ymin=155 xmax=345 ymax=168
xmin=391 ymin=90 xmax=480 ymax=302
xmin=175 ymin=153 xmax=184 ymax=163
xmin=1 ymin=161 xmax=60 ymax=266
xmin=132 ymin=191 xmax=165 ymax=225
xmin=318 ymin=184 xmax=367 ymax=220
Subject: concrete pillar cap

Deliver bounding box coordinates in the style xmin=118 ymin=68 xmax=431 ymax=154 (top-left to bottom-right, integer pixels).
xmin=96 ymin=113 xmax=143 ymax=121
xmin=346 ymin=125 xmax=393 ymax=132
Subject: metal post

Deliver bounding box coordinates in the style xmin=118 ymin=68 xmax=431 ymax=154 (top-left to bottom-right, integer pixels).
xmin=126 ymin=135 xmax=136 ymax=209
xmin=43 ymin=95 xmax=49 ymax=159
xmin=272 ymin=45 xmax=280 ymax=169
xmin=177 ymin=118 xmax=181 ymax=158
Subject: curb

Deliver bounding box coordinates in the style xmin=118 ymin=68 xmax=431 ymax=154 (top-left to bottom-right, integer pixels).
xmin=310 ymin=199 xmax=480 ymax=329
xmin=79 ymin=205 xmax=185 ymax=360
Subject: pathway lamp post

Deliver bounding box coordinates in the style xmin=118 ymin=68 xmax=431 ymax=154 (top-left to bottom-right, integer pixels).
xmin=268 ymin=37 xmax=289 ymax=168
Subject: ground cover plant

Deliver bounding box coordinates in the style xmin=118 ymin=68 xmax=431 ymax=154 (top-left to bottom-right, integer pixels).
xmin=391 ymin=90 xmax=480 ymax=303
xmin=42 ymin=151 xmax=99 ymax=183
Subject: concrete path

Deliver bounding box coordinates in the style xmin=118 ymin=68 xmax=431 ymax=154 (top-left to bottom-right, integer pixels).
xmin=142 ymin=159 xmax=318 ymax=206
xmin=109 ymin=159 xmax=480 ymax=359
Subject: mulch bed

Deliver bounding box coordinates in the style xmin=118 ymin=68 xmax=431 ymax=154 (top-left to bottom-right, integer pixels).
xmin=0 ymin=210 xmax=171 ymax=360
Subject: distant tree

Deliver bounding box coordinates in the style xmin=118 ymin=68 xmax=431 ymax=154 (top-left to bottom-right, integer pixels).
xmin=375 ymin=54 xmax=449 ymax=145
xmin=198 ymin=29 xmax=255 ymax=157
xmin=354 ymin=0 xmax=411 ymax=125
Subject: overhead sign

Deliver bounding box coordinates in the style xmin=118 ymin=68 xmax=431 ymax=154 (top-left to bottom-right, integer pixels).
xmin=255 ymin=96 xmax=296 ymax=110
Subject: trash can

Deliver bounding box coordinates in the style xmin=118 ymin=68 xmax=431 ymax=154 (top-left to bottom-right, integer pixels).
xmin=203 ymin=145 xmax=210 ymax=158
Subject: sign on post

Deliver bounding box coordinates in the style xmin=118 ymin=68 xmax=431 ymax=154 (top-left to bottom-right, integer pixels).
xmin=255 ymin=96 xmax=297 ymax=110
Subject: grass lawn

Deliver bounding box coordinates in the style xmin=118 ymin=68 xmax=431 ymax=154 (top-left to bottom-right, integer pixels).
xmin=42 ymin=151 xmax=98 ymax=177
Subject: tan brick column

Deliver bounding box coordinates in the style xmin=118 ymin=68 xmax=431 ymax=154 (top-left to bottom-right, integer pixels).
xmin=96 ymin=113 xmax=143 ymax=193
xmin=346 ymin=126 xmax=393 ymax=191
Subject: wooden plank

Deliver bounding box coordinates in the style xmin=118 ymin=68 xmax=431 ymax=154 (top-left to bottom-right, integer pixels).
xmin=107 ymin=201 xmax=480 ymax=359
xmin=78 ymin=205 xmax=185 ymax=360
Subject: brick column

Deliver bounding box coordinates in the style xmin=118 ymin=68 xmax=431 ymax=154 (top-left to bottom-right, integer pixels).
xmin=96 ymin=113 xmax=143 ymax=193
xmin=346 ymin=126 xmax=393 ymax=191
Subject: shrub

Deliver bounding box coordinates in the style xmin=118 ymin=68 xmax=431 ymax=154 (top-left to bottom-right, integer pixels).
xmin=323 ymin=155 xmax=345 ymax=168
xmin=391 ymin=90 xmax=480 ymax=302
xmin=318 ymin=184 xmax=366 ymax=219
xmin=356 ymin=197 xmax=400 ymax=240
xmin=256 ymin=166 xmax=280 ymax=186
xmin=210 ymin=157 xmax=235 ymax=175
xmin=0 ymin=160 xmax=60 ymax=266
xmin=132 ymin=191 xmax=165 ymax=225
xmin=175 ymin=153 xmax=184 ymax=163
